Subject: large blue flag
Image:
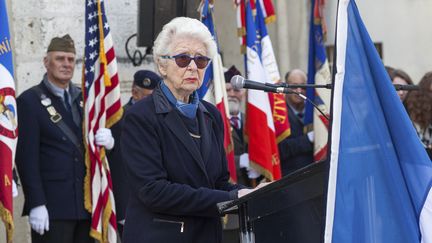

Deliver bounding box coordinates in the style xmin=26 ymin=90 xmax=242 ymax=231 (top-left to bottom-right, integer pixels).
xmin=325 ymin=1 xmax=432 ymax=242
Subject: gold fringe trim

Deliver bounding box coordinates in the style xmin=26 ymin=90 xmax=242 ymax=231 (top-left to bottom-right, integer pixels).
xmin=225 ymin=140 xmax=234 ymax=155
xmin=249 ymin=159 xmax=274 ymax=181
xmin=106 ymin=108 xmax=123 ymax=129
xmin=265 ymin=15 xmax=276 ymax=24
xmin=0 ymin=201 xmax=14 ymax=243
xmin=90 ymin=228 xmax=102 ymax=243
xmin=222 ymin=215 xmax=228 ymax=225
xmin=276 ymin=128 xmax=291 ymax=144
xmin=304 ymin=123 xmax=313 ymax=134
xmin=240 ymin=45 xmax=246 ymax=55
xmin=237 ymin=27 xmax=246 ymax=37
xmin=87 ymin=152 xmax=116 ymax=243
xmin=84 ymin=146 xmax=92 ymax=213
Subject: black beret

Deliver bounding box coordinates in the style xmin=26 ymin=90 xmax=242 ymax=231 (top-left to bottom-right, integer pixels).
xmin=224 ymin=65 xmax=242 ymax=83
xmin=133 ymin=70 xmax=161 ymax=90
xmin=47 ymin=34 xmax=76 ymax=53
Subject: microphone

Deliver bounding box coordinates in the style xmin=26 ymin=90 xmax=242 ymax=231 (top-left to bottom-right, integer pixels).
xmin=230 ymin=75 xmax=288 ymax=93
xmin=393 ymin=84 xmax=419 ymax=91
xmin=230 ymin=75 xmax=330 ymax=121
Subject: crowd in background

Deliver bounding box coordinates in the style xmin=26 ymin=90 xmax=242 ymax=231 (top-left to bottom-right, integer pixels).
xmin=386 ymin=66 xmax=432 ymax=158
xmin=10 ymin=24 xmax=432 ymax=243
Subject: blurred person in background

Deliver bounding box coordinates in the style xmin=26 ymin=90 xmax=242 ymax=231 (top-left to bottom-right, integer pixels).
xmin=278 ymin=69 xmax=314 ymax=176
xmin=405 ymin=72 xmax=432 ymax=159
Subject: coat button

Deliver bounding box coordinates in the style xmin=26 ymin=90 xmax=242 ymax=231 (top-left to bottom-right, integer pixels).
xmin=74 ymin=158 xmax=79 ymax=162
xmin=62 ymin=136 xmax=67 ymax=141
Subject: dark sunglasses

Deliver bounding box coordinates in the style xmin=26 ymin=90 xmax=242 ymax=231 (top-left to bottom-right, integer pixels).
xmin=161 ymin=54 xmax=211 ymax=69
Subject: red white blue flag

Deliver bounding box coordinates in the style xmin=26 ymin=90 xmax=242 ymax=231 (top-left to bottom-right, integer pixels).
xmin=305 ymin=0 xmax=331 ymax=162
xmin=244 ymin=1 xmax=281 ymax=181
xmin=83 ymin=0 xmax=122 ymax=242
xmin=198 ymin=0 xmax=237 ymax=182
xmin=0 ymin=0 xmax=16 ymax=242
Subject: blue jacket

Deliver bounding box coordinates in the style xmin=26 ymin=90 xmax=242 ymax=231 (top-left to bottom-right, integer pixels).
xmin=121 ymin=85 xmax=241 ymax=243
xmin=15 ymin=79 xmax=89 ymax=220
xmin=107 ymin=99 xmax=133 ymax=221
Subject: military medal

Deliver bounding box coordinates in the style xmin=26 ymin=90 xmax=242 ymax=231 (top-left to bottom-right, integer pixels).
xmin=41 ymin=97 xmax=52 ymax=106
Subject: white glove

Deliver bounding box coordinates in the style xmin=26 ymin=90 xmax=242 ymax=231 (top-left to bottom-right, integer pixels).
xmin=307 ymin=131 xmax=314 ymax=143
xmin=239 ymin=153 xmax=250 ymax=168
xmin=29 ymin=205 xmax=49 ymax=235
xmin=12 ymin=180 xmax=18 ymax=198
xmin=95 ymin=128 xmax=115 ymax=150
xmin=247 ymin=167 xmax=261 ymax=179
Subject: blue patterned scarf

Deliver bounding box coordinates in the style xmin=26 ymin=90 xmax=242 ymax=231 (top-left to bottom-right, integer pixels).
xmin=160 ymin=81 xmax=199 ymax=119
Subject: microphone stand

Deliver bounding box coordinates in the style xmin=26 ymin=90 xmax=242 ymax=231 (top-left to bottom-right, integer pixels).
xmin=266 ymin=83 xmax=330 ymax=121
xmin=278 ymin=83 xmax=333 ymax=89
xmin=289 ymin=90 xmax=330 ymax=121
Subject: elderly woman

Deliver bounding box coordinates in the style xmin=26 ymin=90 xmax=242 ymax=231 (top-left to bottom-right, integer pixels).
xmin=121 ymin=17 xmax=249 ymax=242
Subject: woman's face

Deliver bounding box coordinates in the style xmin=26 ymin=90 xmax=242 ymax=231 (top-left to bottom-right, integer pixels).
xmin=393 ymin=76 xmax=409 ymax=102
xmin=159 ymin=36 xmax=208 ymax=101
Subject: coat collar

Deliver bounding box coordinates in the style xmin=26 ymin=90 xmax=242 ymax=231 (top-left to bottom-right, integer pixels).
xmin=153 ymin=84 xmax=210 ymax=116
xmin=42 ymin=73 xmax=81 ymax=103
xmin=153 ymin=84 xmax=212 ymax=184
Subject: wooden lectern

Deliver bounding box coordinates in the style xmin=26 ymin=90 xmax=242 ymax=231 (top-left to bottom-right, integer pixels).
xmin=218 ymin=161 xmax=328 ymax=243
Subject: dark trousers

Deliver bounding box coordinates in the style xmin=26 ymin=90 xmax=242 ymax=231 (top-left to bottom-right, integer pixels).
xmin=31 ymin=220 xmax=94 ymax=243
xmin=222 ymin=229 xmax=240 ymax=243
xmin=117 ymin=223 xmax=124 ymax=240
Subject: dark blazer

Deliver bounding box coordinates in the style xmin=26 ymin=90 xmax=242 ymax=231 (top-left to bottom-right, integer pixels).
xmin=15 ymin=80 xmax=89 ymax=220
xmin=230 ymin=114 xmax=250 ymax=187
xmin=121 ymin=86 xmax=242 ymax=243
xmin=278 ymin=105 xmax=314 ymax=176
xmin=107 ymin=99 xmax=133 ymax=221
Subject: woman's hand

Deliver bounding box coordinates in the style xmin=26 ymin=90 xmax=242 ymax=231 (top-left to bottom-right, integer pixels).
xmin=237 ymin=188 xmax=255 ymax=198
xmin=237 ymin=181 xmax=274 ymax=198
xmin=255 ymin=181 xmax=273 ymax=189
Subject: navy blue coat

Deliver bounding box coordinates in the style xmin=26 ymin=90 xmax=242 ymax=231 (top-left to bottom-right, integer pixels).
xmin=107 ymin=99 xmax=133 ymax=221
xmin=121 ymin=86 xmax=241 ymax=243
xmin=278 ymin=105 xmax=314 ymax=176
xmin=15 ymin=80 xmax=89 ymax=220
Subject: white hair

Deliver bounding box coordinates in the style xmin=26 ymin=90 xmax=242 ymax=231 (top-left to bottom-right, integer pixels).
xmin=152 ymin=17 xmax=217 ymax=68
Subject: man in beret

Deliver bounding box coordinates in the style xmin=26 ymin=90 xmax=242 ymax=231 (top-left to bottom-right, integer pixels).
xmin=130 ymin=70 xmax=160 ymax=102
xmin=107 ymin=69 xmax=161 ymax=238
xmin=16 ymin=34 xmax=114 ymax=243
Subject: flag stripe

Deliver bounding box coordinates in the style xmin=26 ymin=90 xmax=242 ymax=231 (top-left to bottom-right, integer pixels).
xmin=323 ymin=0 xmax=348 ymax=240
xmin=245 ymin=1 xmax=281 ymax=180
xmin=326 ymin=1 xmax=432 ymax=242
xmin=199 ymin=0 xmax=237 ymax=182
xmin=84 ymin=0 xmax=121 ymax=242
xmin=0 ymin=1 xmax=16 ymax=241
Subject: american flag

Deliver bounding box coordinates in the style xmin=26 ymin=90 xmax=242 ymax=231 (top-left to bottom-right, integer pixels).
xmin=82 ymin=0 xmax=122 ymax=242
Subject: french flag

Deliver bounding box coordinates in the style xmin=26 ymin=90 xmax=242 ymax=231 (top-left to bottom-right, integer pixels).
xmin=325 ymin=0 xmax=432 ymax=242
